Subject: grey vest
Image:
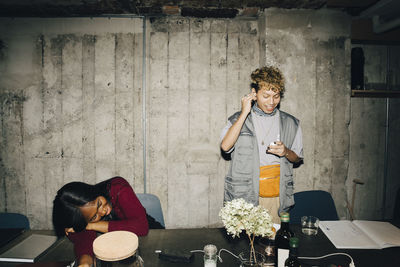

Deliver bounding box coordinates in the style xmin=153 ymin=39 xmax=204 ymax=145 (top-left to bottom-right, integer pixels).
xmin=224 ymin=110 xmax=299 ymax=214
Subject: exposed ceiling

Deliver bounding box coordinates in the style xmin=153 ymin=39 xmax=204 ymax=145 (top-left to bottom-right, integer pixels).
xmin=0 ymin=0 xmax=399 ymax=42
xmin=0 ymin=0 xmax=386 ymax=18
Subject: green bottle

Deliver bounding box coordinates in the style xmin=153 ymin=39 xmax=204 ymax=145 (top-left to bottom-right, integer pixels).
xmin=284 ymin=237 xmax=300 ymax=267
xmin=275 ymin=212 xmax=294 ymax=267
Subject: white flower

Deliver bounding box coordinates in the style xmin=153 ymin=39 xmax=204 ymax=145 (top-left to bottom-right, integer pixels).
xmin=219 ymin=198 xmax=274 ymax=238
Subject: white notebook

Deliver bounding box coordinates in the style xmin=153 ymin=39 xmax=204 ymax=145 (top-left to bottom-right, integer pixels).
xmin=0 ymin=234 xmax=58 ymax=262
xmin=320 ymin=220 xmax=400 ymax=249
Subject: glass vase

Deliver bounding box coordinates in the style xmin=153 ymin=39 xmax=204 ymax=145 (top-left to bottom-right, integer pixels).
xmin=239 ymin=251 xmax=265 ymax=267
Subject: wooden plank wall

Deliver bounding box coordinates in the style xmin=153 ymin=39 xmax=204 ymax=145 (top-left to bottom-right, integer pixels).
xmin=0 ymin=17 xmax=260 ymax=229
xmin=1 ymin=19 xmax=144 ymax=229
xmin=148 ymin=17 xmax=260 ymax=228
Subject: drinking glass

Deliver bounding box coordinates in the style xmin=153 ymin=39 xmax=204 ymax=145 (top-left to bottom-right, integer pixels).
xmin=301 ymin=216 xmax=319 ymax=235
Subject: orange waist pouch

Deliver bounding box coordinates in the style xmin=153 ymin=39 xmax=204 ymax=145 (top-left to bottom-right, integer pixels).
xmin=259 ymin=164 xmax=280 ymax=197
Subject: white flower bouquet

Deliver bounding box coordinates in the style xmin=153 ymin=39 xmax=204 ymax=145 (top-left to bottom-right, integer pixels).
xmin=219 ymin=198 xmax=274 ymax=264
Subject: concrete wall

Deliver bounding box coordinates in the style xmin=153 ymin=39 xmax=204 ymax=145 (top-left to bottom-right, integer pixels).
xmin=147 ymin=17 xmax=260 ymax=227
xmin=349 ymin=44 xmax=400 ymax=220
xmin=1 ymin=9 xmax=399 ymax=229
xmin=387 ymin=97 xmax=400 ymax=219
xmin=0 ymin=18 xmax=145 ymax=229
xmin=262 ymin=8 xmax=351 ymax=219
xmin=0 ymin=16 xmax=260 ymax=229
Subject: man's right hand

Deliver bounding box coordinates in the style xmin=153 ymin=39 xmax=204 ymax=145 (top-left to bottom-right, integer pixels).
xmin=241 ymin=92 xmax=257 ymax=116
xmin=221 ymin=91 xmax=257 ymax=152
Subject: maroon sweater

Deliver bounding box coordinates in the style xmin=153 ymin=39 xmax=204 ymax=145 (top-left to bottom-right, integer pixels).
xmin=68 ymin=177 xmax=149 ymax=259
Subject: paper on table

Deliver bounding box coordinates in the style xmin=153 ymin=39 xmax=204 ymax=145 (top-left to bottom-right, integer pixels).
xmin=353 ymin=220 xmax=400 ymax=249
xmin=320 ymin=220 xmax=380 ymax=249
xmin=0 ymin=234 xmax=57 ymax=262
xmin=320 ymin=220 xmax=400 ymax=249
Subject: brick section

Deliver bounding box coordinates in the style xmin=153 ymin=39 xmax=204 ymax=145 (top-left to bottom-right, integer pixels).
xmin=162 ymin=5 xmax=181 ymax=15
xmin=239 ymin=7 xmax=259 ymax=17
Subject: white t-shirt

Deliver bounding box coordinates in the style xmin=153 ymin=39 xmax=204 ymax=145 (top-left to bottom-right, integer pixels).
xmin=220 ymin=109 xmax=303 ymax=166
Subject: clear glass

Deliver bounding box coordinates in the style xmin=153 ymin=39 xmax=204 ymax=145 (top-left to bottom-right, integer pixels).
xmin=259 ymin=238 xmax=275 ymax=266
xmin=301 ymin=216 xmax=319 ymax=235
xmin=239 ymin=251 xmax=265 ymax=267
xmin=203 ymin=244 xmax=217 ymax=267
xmin=95 ymin=251 xmax=144 ymax=267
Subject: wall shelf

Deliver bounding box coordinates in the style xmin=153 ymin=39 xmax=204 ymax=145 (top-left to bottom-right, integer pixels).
xmin=351 ymin=90 xmax=400 ymax=98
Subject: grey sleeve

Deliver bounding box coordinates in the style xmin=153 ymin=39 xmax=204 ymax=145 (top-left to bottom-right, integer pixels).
xmin=290 ymin=124 xmax=303 ymax=159
xmin=220 ymin=120 xmax=234 ymax=153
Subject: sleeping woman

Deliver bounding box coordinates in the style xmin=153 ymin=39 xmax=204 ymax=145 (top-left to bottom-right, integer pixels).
xmin=52 ymin=176 xmax=149 ymax=267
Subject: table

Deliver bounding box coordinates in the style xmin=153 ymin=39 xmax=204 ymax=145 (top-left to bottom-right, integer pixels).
xmin=138 ymin=228 xmax=248 ymax=266
xmin=139 ymin=226 xmax=400 ymax=267
xmin=1 ymin=226 xmax=400 ymax=267
xmin=0 ymin=230 xmax=74 ymax=267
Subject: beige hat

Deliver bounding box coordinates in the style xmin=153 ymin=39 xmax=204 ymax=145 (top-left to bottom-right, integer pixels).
xmin=93 ymin=231 xmax=139 ymax=261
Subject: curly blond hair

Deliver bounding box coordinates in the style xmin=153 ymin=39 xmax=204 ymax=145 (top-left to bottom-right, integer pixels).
xmin=250 ymin=66 xmax=285 ymax=96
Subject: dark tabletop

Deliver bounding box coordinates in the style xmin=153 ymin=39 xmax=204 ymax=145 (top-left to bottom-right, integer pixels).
xmin=1 ymin=225 xmax=400 ymax=267
xmin=138 ymin=225 xmax=400 ymax=267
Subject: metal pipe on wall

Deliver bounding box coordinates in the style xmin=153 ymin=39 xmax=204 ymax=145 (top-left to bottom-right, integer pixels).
xmin=382 ymin=45 xmax=391 ymax=219
xmin=142 ymin=18 xmax=147 ymax=194
xmin=383 ymin=97 xmax=389 ymax=219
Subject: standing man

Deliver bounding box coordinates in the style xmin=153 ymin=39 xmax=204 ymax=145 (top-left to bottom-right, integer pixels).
xmin=220 ymin=66 xmax=303 ymax=223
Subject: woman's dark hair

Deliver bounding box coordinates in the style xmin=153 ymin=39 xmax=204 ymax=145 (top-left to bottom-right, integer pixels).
xmin=52 ymin=178 xmax=115 ymax=237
